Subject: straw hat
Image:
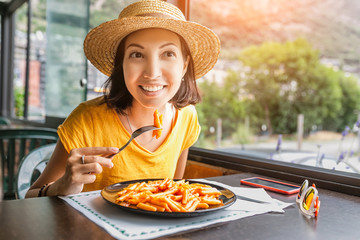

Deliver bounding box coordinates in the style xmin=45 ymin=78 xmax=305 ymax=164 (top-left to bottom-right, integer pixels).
xmin=84 ymin=0 xmax=220 ymax=80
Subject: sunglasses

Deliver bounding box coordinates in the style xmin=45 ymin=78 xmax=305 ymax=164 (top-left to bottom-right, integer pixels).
xmin=296 ymin=179 xmax=320 ymax=218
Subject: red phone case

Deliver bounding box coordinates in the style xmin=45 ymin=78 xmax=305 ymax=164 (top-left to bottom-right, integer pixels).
xmin=240 ymin=177 xmax=300 ymax=195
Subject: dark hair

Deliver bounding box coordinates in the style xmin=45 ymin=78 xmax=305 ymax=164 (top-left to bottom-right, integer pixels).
xmin=102 ymin=32 xmax=201 ymax=114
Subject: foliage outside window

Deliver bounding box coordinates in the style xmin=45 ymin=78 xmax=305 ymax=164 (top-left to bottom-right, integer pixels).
xmin=191 ymin=0 xmax=360 ymax=175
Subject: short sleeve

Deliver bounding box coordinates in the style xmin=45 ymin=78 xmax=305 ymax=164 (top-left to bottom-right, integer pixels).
xmin=57 ymin=102 xmax=94 ymax=153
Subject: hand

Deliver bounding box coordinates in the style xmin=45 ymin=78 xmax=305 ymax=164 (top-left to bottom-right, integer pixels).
xmin=57 ymin=147 xmax=118 ymax=195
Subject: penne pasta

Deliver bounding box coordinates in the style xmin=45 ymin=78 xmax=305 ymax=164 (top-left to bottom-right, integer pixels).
xmin=115 ymin=179 xmax=224 ymax=212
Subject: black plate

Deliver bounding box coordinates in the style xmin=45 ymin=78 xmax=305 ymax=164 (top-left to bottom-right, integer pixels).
xmin=101 ymin=179 xmax=236 ymax=218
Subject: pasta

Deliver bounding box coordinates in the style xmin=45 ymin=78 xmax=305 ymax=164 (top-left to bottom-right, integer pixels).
xmin=115 ymin=179 xmax=224 ymax=212
xmin=153 ymin=109 xmax=163 ymax=139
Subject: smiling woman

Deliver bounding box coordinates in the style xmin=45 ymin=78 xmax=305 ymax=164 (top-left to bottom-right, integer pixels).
xmin=24 ymin=0 xmax=220 ymax=198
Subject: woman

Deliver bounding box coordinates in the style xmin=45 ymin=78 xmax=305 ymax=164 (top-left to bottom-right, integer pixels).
xmin=26 ymin=0 xmax=220 ymax=198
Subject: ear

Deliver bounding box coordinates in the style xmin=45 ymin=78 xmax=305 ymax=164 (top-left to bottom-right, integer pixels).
xmin=182 ymin=55 xmax=190 ymax=77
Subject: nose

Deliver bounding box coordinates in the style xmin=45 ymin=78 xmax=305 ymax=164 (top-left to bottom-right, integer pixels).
xmin=143 ymin=56 xmax=161 ymax=79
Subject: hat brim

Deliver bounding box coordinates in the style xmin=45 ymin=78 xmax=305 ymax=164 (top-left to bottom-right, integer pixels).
xmin=84 ymin=16 xmax=220 ymax=79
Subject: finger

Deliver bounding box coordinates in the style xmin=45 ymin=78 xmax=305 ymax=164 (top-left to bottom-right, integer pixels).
xmin=67 ymin=153 xmax=85 ymax=166
xmin=71 ymin=147 xmax=119 ymax=157
xmin=73 ymin=162 xmax=102 ymax=176
xmin=84 ymin=163 xmax=103 ymax=175
xmin=83 ymin=174 xmax=96 ymax=184
xmin=83 ymin=155 xmax=114 ymax=168
xmin=65 ymin=164 xmax=96 ymax=183
xmin=72 ymin=170 xmax=96 ymax=184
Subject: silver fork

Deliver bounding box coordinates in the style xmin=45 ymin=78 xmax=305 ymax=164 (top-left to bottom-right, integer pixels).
xmin=108 ymin=125 xmax=161 ymax=157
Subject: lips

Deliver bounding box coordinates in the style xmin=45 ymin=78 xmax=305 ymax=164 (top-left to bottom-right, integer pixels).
xmin=140 ymin=85 xmax=164 ymax=92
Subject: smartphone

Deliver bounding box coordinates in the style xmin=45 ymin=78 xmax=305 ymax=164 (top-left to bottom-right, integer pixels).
xmin=240 ymin=177 xmax=300 ymax=195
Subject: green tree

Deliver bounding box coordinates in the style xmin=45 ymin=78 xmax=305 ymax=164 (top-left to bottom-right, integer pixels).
xmin=89 ymin=0 xmax=130 ymax=28
xmin=323 ymin=73 xmax=360 ymax=131
xmin=32 ymin=0 xmax=47 ymax=32
xmin=15 ymin=0 xmax=47 ymax=33
xmin=196 ymin=80 xmax=222 ymax=139
xmin=14 ymin=87 xmax=24 ymax=117
xmin=197 ymin=70 xmax=246 ymax=139
xmin=239 ymin=38 xmax=344 ymax=134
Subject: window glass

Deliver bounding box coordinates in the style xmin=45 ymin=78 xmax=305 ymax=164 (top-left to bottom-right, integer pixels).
xmin=86 ymin=0 xmax=139 ymax=100
xmin=13 ymin=1 xmax=47 ymax=121
xmin=12 ymin=0 xmax=89 ymax=120
xmin=28 ymin=0 xmax=47 ymax=121
xmin=45 ymin=0 xmax=89 ymax=118
xmin=191 ymin=0 xmax=360 ymax=175
xmin=14 ymin=3 xmax=28 ymax=119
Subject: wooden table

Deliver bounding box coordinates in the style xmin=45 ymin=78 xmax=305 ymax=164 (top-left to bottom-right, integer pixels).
xmin=1 ymin=172 xmax=360 ymax=240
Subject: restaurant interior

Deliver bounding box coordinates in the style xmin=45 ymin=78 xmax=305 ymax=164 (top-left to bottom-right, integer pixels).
xmin=1 ymin=0 xmax=360 ymax=239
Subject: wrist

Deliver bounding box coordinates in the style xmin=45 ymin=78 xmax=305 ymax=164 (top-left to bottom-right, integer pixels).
xmin=45 ymin=180 xmax=63 ymax=196
xmin=47 ymin=177 xmax=77 ymax=196
xmin=38 ymin=183 xmax=48 ymax=197
xmin=38 ymin=182 xmax=54 ymax=197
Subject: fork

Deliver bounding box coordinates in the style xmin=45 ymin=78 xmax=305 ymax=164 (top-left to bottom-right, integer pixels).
xmin=108 ymin=125 xmax=161 ymax=157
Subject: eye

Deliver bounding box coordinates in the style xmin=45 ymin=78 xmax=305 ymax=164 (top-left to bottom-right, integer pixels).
xmin=129 ymin=52 xmax=143 ymax=58
xmin=163 ymin=51 xmax=176 ymax=58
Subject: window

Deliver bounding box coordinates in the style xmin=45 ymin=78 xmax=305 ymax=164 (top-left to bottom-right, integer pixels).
xmin=14 ymin=2 xmax=28 ymax=119
xmin=191 ymin=0 xmax=360 ymax=176
xmin=10 ymin=0 xmax=89 ymax=121
xmin=45 ymin=0 xmax=89 ymax=118
xmin=6 ymin=0 xmax=360 ymax=179
xmin=13 ymin=1 xmax=48 ymax=120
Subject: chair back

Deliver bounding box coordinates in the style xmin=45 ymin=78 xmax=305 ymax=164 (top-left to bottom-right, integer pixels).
xmin=0 ymin=128 xmax=58 ymax=199
xmin=16 ymin=143 xmax=56 ymax=199
xmin=0 ymin=117 xmax=11 ymax=126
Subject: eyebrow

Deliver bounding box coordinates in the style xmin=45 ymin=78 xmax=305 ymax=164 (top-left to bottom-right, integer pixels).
xmin=126 ymin=42 xmax=178 ymax=49
xmin=159 ymin=43 xmax=177 ymax=48
xmin=126 ymin=43 xmax=144 ymax=49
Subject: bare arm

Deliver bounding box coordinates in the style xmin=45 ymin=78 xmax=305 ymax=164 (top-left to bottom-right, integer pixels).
xmin=173 ymin=148 xmax=189 ymax=179
xmin=25 ymin=140 xmax=118 ymax=198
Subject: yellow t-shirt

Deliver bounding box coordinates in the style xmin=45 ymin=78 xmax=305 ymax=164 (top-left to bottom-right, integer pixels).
xmin=57 ymin=96 xmax=200 ymax=192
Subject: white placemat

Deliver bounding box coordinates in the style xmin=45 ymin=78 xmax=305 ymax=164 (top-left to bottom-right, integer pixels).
xmin=60 ymin=180 xmax=293 ymax=240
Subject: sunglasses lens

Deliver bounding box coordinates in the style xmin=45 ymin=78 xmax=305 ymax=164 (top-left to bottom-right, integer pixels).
xmin=302 ymin=188 xmax=315 ymax=211
xmin=297 ymin=180 xmax=308 ymax=201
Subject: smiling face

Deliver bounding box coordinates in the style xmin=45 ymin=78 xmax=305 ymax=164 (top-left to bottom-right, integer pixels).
xmin=122 ymin=28 xmax=190 ymax=110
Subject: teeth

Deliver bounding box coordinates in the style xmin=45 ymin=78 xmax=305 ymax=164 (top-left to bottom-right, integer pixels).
xmin=141 ymin=85 xmax=164 ymax=92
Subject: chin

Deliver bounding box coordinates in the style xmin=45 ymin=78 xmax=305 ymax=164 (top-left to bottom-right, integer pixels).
xmin=140 ymin=101 xmax=166 ymax=109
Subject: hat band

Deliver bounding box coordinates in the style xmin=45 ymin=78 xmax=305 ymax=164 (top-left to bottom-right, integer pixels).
xmin=137 ymin=12 xmax=182 ymax=21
